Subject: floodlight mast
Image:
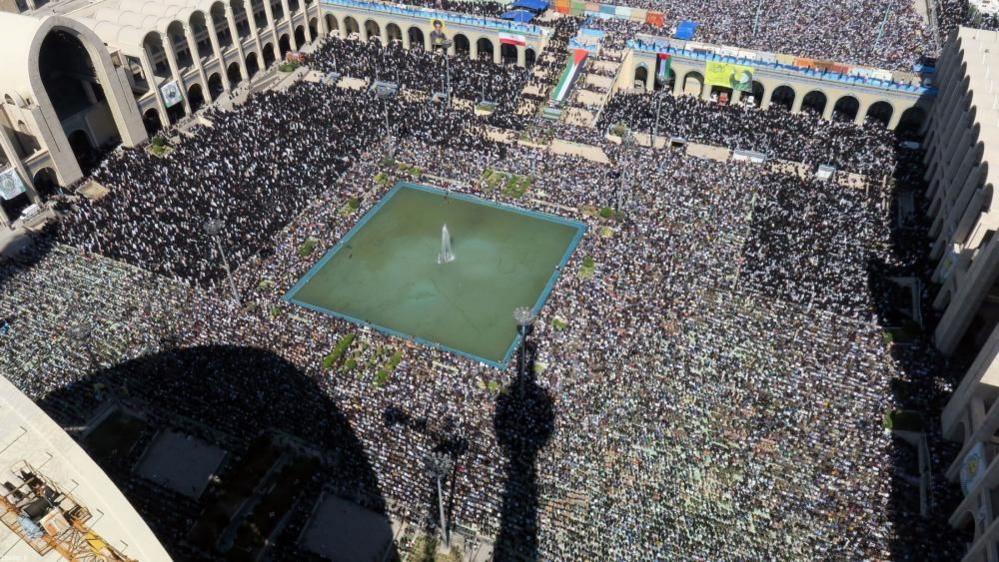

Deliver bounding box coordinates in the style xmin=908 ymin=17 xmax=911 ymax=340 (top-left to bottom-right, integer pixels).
xmin=203 ymin=218 xmax=240 ymax=307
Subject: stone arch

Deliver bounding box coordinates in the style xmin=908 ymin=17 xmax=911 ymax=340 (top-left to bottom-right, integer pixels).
xmin=288 ymin=0 xmax=299 ymax=13
xmin=682 ymin=70 xmax=703 ymax=97
xmin=898 ymin=106 xmax=927 ymax=134
xmin=187 ymin=82 xmax=206 ymax=112
xmin=208 ymin=72 xmax=224 ymax=99
xmin=210 ymin=2 xmax=233 ymax=49
xmin=344 ymin=16 xmax=359 ymax=37
xmin=770 ymin=85 xmax=795 ymax=110
xmin=189 ymin=10 xmax=214 ymax=60
xmin=309 ymin=17 xmax=318 ymax=38
xmin=386 ymin=23 xmax=403 ymax=44
xmin=832 ymin=95 xmax=859 ymax=122
xmin=634 ymin=64 xmax=648 ymax=88
xmin=269 ymin=0 xmax=284 ymax=21
xmin=227 ymin=61 xmax=242 ymax=84
xmin=865 ymin=100 xmax=894 ymax=127
xmin=165 ymin=20 xmax=193 ymax=70
xmin=409 ymin=26 xmax=425 ymax=50
xmin=745 ymin=80 xmax=764 ymax=107
xmin=325 ymin=14 xmax=338 ymax=35
xmin=279 ymin=34 xmax=291 ymax=57
xmin=31 ymin=19 xmax=145 ymax=175
xmin=142 ymin=108 xmax=162 ymax=136
xmin=476 ymin=37 xmax=493 ymax=61
xmin=230 ymin=0 xmax=252 ymax=39
xmin=364 ymin=19 xmax=380 ymax=42
xmin=500 ymin=43 xmax=517 ymax=65
xmin=32 ymin=167 xmax=58 ymax=198
xmin=294 ymin=24 xmax=306 ymax=47
xmin=450 ymin=33 xmax=468 ymax=56
xmin=245 ymin=50 xmax=260 ymax=77
xmin=3 ymin=94 xmax=14 ymax=105
xmin=263 ymin=42 xmax=276 ymax=66
xmin=143 ymin=31 xmax=170 ymax=78
xmin=525 ymin=47 xmax=536 ymax=68
xmin=801 ymin=90 xmax=827 ymax=115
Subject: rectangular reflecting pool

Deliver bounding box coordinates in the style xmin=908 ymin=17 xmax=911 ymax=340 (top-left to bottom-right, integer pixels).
xmin=284 ymin=182 xmax=586 ymax=367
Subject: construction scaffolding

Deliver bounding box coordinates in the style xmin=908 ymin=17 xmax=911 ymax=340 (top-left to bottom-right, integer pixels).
xmin=0 ymin=461 xmax=137 ymax=562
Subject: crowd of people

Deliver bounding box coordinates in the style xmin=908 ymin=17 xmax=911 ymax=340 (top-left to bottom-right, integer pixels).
xmin=311 ymin=36 xmax=531 ymax=129
xmin=0 ymin=26 xmax=970 ymax=562
xmin=598 ymin=92 xmax=901 ymax=175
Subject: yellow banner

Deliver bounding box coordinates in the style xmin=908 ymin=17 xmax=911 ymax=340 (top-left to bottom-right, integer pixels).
xmin=704 ymin=61 xmax=754 ymax=91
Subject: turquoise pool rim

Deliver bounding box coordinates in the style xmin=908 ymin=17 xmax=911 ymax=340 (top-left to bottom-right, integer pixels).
xmin=283 ymin=181 xmax=587 ymax=369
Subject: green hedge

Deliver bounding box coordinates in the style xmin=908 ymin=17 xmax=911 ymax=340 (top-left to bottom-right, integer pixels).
xmin=322 ymin=333 xmax=356 ymax=370
xmin=298 ymin=237 xmax=318 ymax=257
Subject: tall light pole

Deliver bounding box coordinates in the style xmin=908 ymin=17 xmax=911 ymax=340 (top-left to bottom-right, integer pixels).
xmin=436 ymin=40 xmax=453 ymax=112
xmin=203 ymin=218 xmax=240 ymax=307
xmin=423 ymin=451 xmax=454 ymax=551
xmin=653 ymin=90 xmax=664 ymax=148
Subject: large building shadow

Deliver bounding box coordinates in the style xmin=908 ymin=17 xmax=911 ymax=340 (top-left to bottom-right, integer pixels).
xmin=35 ymin=345 xmax=397 ymax=561
xmin=493 ymin=341 xmax=554 ymax=562
xmin=871 ymin=134 xmax=970 ymax=560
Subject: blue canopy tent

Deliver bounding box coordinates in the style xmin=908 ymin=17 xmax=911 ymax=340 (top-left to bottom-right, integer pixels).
xmin=674 ymin=20 xmax=698 ymax=40
xmin=511 ymin=0 xmax=549 ymax=12
xmin=500 ymin=9 xmax=535 ymax=22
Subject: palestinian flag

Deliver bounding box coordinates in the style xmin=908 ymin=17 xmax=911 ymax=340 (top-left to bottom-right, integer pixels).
xmin=498 ymin=32 xmax=527 ymax=47
xmin=656 ymin=53 xmax=671 ymax=84
xmin=551 ymin=49 xmax=588 ymax=103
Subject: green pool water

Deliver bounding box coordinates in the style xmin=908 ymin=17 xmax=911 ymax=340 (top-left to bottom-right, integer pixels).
xmin=285 ymin=183 xmax=586 ymax=366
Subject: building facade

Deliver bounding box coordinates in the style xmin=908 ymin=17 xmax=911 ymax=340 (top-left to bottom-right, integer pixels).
xmin=929 ymin=26 xmax=999 ymax=562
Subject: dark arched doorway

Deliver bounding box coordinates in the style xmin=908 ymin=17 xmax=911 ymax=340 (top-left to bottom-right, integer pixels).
xmin=208 ymin=72 xmax=224 ymax=99
xmin=32 ymin=168 xmax=58 ymax=199
xmin=501 ymin=43 xmax=517 ymax=65
xmin=187 ymin=83 xmax=206 ymax=112
xmin=38 ymin=28 xmax=124 ymax=173
xmin=309 ymin=17 xmax=318 ymax=38
xmin=364 ymin=20 xmax=379 ymax=42
xmin=866 ymin=101 xmax=894 ymax=127
xmin=832 ymin=95 xmax=859 ymax=122
xmin=476 ymin=37 xmax=493 ymax=61
xmin=279 ymin=34 xmax=291 ymax=58
xmin=263 ymin=43 xmax=276 ymax=66
xmin=682 ymin=71 xmax=703 ymax=97
xmin=634 ymin=65 xmax=648 ymax=89
xmin=246 ymin=51 xmax=260 ymax=77
xmin=408 ymin=27 xmax=424 ymax=50
xmin=525 ymin=47 xmax=536 ymax=68
xmin=325 ymin=14 xmax=338 ymax=35
xmin=142 ymin=108 xmax=163 ymax=136
xmin=801 ymin=90 xmax=827 ymax=115
xmin=295 ymin=25 xmax=306 ymax=47
xmin=770 ymin=85 xmax=795 ymax=110
xmin=344 ymin=16 xmax=359 ymax=37
xmin=454 ymin=33 xmax=469 ymax=57
xmin=746 ymin=81 xmax=764 ymax=107
xmin=227 ymin=61 xmax=242 ymax=85
xmin=897 ymin=106 xmax=927 ymax=135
